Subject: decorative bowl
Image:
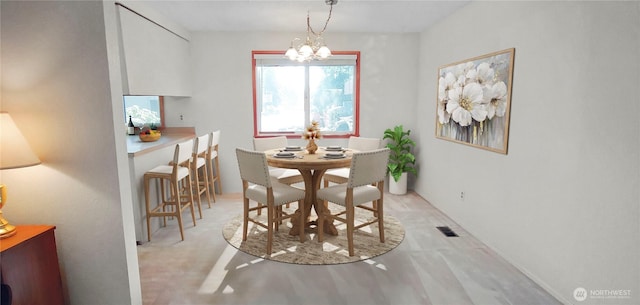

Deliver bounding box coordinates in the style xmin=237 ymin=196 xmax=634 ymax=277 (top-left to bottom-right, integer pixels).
xmin=139 ymin=132 xmax=161 ymax=142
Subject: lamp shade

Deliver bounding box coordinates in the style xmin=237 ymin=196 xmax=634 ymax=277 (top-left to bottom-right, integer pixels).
xmin=0 ymin=112 xmax=41 ymax=169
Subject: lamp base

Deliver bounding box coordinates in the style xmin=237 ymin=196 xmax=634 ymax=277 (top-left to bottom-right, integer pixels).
xmin=0 ymin=213 xmax=17 ymax=239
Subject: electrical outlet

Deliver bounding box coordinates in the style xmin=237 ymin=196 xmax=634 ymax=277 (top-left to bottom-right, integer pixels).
xmin=179 ymin=114 xmax=184 ymax=121
xmin=460 ymin=191 xmax=465 ymax=201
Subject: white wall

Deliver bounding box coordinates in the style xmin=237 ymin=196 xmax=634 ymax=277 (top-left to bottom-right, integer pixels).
xmin=416 ymin=1 xmax=639 ymax=304
xmin=1 ymin=1 xmax=141 ymax=304
xmin=165 ymin=31 xmax=420 ymax=193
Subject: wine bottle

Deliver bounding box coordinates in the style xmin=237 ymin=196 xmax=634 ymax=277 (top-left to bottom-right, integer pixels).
xmin=127 ymin=116 xmax=135 ymax=135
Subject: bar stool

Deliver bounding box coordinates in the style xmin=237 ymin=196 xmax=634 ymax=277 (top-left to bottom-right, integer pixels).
xmin=144 ymin=139 xmax=196 ymax=242
xmin=192 ymin=134 xmax=211 ymax=213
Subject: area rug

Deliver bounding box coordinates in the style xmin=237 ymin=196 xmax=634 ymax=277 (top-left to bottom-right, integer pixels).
xmin=222 ymin=203 xmax=405 ymax=265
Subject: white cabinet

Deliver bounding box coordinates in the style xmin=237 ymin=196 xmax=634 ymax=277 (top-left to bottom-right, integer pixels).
xmin=117 ymin=3 xmax=191 ymax=96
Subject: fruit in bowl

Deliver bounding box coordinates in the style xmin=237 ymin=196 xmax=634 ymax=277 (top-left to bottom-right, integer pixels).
xmin=139 ymin=127 xmax=161 ymax=142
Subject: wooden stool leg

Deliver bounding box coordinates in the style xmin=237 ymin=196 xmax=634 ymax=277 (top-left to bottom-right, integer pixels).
xmin=208 ymin=157 xmax=218 ymax=202
xmin=191 ymin=164 xmax=203 ymax=219
xmin=189 ymin=177 xmax=197 ymax=226
xmin=201 ymin=163 xmax=212 ymax=208
xmin=214 ymin=155 xmax=222 ymax=194
xmin=171 ymin=179 xmax=185 ymax=241
xmin=144 ymin=176 xmax=152 ymax=242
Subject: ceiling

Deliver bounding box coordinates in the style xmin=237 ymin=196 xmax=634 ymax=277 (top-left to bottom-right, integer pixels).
xmin=141 ymin=0 xmax=471 ymax=33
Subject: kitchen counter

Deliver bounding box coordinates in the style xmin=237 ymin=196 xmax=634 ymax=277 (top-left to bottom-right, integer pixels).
xmin=127 ymin=127 xmax=196 ymax=157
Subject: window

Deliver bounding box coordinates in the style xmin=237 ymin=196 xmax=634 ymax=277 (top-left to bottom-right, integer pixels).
xmin=123 ymin=96 xmax=164 ymax=129
xmin=252 ymin=51 xmax=360 ymax=138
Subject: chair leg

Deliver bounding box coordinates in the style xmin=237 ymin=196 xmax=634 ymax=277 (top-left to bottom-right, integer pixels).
xmin=184 ymin=176 xmax=197 ymax=227
xmin=144 ymin=176 xmax=152 ymax=242
xmin=201 ymin=163 xmax=212 ymax=208
xmin=317 ymin=203 xmax=324 ymax=243
xmin=171 ymin=180 xmax=185 ymax=241
xmin=371 ymin=183 xmax=378 ymax=217
xmin=214 ymin=156 xmax=222 ymax=194
xmin=298 ymin=200 xmax=305 ymax=243
xmin=275 ymin=206 xmax=281 ymax=231
xmin=191 ymin=165 xmax=203 ymax=219
xmin=267 ymin=202 xmax=274 ymax=255
xmin=242 ymin=197 xmax=249 ymax=241
xmin=207 ymin=159 xmax=217 ymax=202
xmin=159 ymin=178 xmax=168 ymax=226
xmin=176 ymin=206 xmax=185 ymax=241
xmin=346 ymin=205 xmax=355 ymax=256
xmin=377 ymin=204 xmax=384 ymax=243
xmin=378 ymin=183 xmax=385 ymax=243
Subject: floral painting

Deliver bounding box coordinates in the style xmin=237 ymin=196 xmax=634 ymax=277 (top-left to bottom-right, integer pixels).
xmin=435 ymin=48 xmax=515 ymax=154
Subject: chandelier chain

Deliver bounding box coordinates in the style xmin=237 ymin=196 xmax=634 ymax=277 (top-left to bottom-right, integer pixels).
xmin=307 ymin=2 xmax=334 ymax=37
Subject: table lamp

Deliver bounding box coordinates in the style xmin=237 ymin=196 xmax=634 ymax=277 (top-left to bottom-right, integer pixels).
xmin=0 ymin=111 xmax=41 ymax=238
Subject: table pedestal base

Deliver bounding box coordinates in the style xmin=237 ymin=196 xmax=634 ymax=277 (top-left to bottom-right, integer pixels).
xmin=288 ymin=168 xmax=338 ymax=236
xmin=289 ymin=211 xmax=338 ymax=236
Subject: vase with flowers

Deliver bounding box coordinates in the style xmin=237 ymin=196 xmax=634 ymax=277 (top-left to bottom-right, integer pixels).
xmin=303 ymin=120 xmax=321 ymax=154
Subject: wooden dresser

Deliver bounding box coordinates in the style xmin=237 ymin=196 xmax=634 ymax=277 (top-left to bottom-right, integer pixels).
xmin=0 ymin=225 xmax=64 ymax=305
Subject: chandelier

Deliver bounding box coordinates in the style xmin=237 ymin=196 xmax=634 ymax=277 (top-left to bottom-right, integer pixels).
xmin=285 ymin=0 xmax=337 ymax=62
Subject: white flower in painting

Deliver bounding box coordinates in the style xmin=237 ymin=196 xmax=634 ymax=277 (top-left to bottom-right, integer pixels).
xmin=465 ymin=63 xmax=495 ymax=87
xmin=446 ymin=83 xmax=488 ymax=126
xmin=484 ymin=81 xmax=508 ymax=119
xmin=453 ymin=62 xmax=475 ymax=78
xmin=437 ymin=99 xmax=451 ymax=124
xmin=437 ymin=72 xmax=457 ymax=124
xmin=456 ymin=74 xmax=466 ymax=87
xmin=476 ymin=62 xmax=495 ymax=86
xmin=465 ymin=68 xmax=478 ymax=84
xmin=438 ymin=72 xmax=457 ymax=101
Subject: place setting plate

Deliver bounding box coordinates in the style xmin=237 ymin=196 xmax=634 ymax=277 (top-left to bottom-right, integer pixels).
xmin=323 ymin=152 xmax=347 ymax=159
xmin=324 ymin=146 xmax=345 ymax=152
xmin=273 ymin=152 xmax=297 ymax=158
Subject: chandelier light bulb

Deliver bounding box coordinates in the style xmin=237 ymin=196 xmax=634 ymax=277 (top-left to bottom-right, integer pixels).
xmin=285 ymin=47 xmax=298 ymax=60
xmin=299 ymin=44 xmax=314 ymax=58
xmin=316 ymin=45 xmax=331 ymax=59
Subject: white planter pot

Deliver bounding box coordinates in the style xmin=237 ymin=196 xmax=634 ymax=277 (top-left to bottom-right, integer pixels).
xmin=388 ymin=172 xmax=408 ymax=195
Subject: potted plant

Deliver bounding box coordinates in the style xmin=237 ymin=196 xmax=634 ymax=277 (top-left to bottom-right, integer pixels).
xmin=383 ymin=125 xmax=417 ymax=195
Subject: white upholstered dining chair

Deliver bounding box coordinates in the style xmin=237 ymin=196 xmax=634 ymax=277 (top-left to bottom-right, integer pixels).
xmin=252 ymin=136 xmax=304 ymax=185
xmin=316 ymin=148 xmax=390 ymax=256
xmin=322 ymin=136 xmax=381 ymax=186
xmin=235 ymin=148 xmax=306 ymax=255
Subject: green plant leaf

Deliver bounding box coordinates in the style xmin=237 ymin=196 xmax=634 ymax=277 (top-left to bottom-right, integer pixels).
xmin=383 ymin=125 xmax=417 ymax=181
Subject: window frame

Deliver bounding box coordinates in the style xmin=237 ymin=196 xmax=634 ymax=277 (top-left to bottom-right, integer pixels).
xmin=251 ymin=50 xmax=361 ymax=139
